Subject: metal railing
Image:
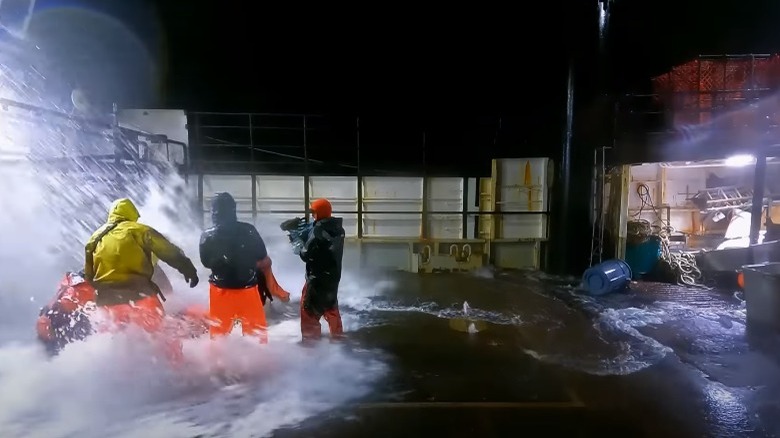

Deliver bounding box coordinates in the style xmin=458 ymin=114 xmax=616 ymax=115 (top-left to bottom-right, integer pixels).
xmin=186 ymin=112 xmax=509 ymax=177
xmin=189 ymin=112 xmax=551 ymax=241
xmin=0 ymin=97 xmax=188 ymax=173
xmin=195 ymin=175 xmax=549 ymax=240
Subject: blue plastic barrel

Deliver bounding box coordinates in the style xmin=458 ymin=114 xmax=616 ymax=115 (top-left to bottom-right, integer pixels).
xmin=625 ymin=237 xmax=662 ymax=277
xmin=581 ymin=259 xmax=633 ymax=296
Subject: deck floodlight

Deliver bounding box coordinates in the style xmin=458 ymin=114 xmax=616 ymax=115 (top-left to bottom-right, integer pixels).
xmin=724 ymin=154 xmax=756 ymax=167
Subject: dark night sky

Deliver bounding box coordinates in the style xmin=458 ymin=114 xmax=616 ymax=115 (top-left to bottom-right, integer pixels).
xmin=25 ymin=0 xmax=780 ymax=114
xmin=608 ymin=0 xmax=780 ymax=87
xmin=151 ymin=0 xmax=780 ymax=113
xmin=155 ymin=2 xmax=579 ymax=115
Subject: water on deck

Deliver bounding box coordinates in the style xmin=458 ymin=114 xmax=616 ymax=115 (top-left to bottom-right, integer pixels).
xmin=265 ymin=270 xmax=780 ymax=438
xmin=7 ymin=269 xmax=778 ymax=437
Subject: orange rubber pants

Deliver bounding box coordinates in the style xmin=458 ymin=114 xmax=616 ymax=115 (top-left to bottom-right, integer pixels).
xmin=300 ymin=282 xmax=344 ymax=341
xmin=98 ymin=295 xmax=183 ymax=365
xmin=209 ymin=284 xmax=268 ymax=343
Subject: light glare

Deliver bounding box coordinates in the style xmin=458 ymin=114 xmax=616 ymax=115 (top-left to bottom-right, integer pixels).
xmin=724 ymin=154 xmax=755 ymax=167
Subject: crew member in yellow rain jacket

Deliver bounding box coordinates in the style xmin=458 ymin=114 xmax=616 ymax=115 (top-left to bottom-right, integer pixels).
xmin=84 ymin=198 xmax=199 ymax=361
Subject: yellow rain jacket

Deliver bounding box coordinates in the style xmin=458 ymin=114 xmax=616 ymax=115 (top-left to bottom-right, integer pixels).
xmin=84 ymin=198 xmax=197 ymax=306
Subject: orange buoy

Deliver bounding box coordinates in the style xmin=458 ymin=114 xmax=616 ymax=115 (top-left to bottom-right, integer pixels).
xmin=737 ymin=271 xmax=745 ymax=289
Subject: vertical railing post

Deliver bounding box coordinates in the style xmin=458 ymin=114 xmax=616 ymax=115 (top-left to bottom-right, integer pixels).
xmin=303 ymin=115 xmax=311 ymax=220
xmin=248 ymin=112 xmax=256 ymax=224
xmin=248 ymin=113 xmax=255 ymax=166
xmin=189 ymin=112 xmax=197 ymax=174
xmin=420 ymin=130 xmax=428 ymax=239
xmin=462 ymin=176 xmax=469 ymax=239
xmin=356 ymin=116 xmax=364 ymax=239
xmin=251 ymin=174 xmax=257 ymax=223
xmin=197 ymin=173 xmax=204 ymax=229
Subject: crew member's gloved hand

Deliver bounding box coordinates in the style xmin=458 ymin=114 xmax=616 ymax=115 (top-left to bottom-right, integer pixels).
xmin=279 ymin=291 xmax=291 ymax=303
xmin=186 ymin=274 xmax=199 ymax=288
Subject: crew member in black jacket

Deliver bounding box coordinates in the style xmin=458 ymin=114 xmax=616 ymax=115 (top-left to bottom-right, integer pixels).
xmin=200 ymin=192 xmax=290 ymax=342
xmin=298 ymin=198 xmax=346 ymax=341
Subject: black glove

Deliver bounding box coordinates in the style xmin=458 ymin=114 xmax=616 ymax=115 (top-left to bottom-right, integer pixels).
xmin=186 ymin=274 xmax=199 ymax=288
xmin=260 ymin=288 xmax=273 ymax=306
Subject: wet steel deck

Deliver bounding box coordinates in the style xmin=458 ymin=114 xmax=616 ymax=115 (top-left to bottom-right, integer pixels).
xmin=270 ymin=271 xmax=780 ymax=438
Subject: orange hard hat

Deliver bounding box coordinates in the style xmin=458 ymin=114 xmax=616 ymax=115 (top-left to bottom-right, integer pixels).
xmin=310 ymin=198 xmax=332 ymax=219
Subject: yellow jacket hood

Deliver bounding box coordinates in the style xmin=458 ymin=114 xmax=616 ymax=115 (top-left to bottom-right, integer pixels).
xmin=107 ymin=198 xmax=140 ymax=223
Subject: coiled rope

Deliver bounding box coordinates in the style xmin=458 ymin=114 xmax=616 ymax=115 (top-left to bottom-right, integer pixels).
xmin=628 ymin=183 xmax=705 ymax=287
